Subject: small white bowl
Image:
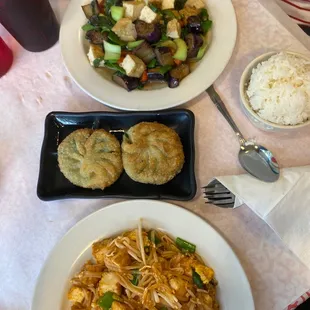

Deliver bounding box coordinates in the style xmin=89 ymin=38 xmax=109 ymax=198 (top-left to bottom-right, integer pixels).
xmin=239 ymin=51 xmax=310 ymax=132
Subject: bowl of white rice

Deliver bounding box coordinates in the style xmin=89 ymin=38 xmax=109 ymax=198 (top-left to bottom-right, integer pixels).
xmin=240 ymin=51 xmax=310 ymax=131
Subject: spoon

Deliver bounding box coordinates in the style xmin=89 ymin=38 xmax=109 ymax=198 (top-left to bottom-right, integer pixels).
xmin=206 ymin=85 xmax=279 ymax=183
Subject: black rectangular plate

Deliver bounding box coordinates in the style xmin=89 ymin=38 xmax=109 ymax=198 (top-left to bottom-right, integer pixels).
xmin=37 ymin=110 xmax=196 ymax=201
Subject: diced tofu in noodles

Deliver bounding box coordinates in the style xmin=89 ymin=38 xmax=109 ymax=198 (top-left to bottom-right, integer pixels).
xmin=179 ymin=254 xmax=214 ymax=285
xmin=169 ymin=277 xmax=190 ymax=302
xmin=92 ymin=238 xmax=112 ymax=264
xmin=120 ymin=54 xmax=146 ymax=78
xmin=184 ymin=0 xmax=205 ymax=9
xmin=139 ymin=6 xmax=157 ymax=23
xmin=104 ymin=248 xmax=132 ymax=268
xmin=112 ymin=18 xmax=137 ymax=42
xmin=162 ymin=0 xmax=175 ymax=10
xmin=111 ymin=301 xmax=131 ymax=310
xmin=123 ymin=1 xmax=145 ymax=21
xmin=167 ymin=19 xmax=181 ymax=39
xmin=98 ymin=272 xmax=122 ymax=296
xmin=87 ymin=44 xmax=105 ymax=67
xmin=68 ymin=286 xmax=91 ymax=304
xmin=194 ymin=264 xmax=214 ymax=285
xmin=78 ymin=260 xmax=104 ymax=286
xmin=125 ymin=229 xmax=151 ymax=246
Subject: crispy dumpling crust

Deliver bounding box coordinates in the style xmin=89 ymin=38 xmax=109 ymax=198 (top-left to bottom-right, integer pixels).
xmin=58 ymin=129 xmax=123 ymax=190
xmin=121 ymin=122 xmax=184 ymax=185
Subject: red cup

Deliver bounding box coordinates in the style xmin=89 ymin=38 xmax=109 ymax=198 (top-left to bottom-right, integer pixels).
xmin=0 ymin=37 xmax=13 ymax=77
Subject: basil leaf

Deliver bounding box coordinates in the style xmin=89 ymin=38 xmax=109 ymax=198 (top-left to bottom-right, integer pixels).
xmin=82 ymin=23 xmax=95 ymax=31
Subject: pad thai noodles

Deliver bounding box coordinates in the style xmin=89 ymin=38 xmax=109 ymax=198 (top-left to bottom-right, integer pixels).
xmin=67 ymin=220 xmax=219 ymax=310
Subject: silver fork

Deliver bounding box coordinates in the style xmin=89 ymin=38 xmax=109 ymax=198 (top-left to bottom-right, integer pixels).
xmin=203 ymin=179 xmax=235 ymax=208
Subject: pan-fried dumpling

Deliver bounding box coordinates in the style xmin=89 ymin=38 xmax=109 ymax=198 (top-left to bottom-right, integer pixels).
xmin=121 ymin=122 xmax=184 ymax=185
xmin=58 ymin=129 xmax=123 ymax=190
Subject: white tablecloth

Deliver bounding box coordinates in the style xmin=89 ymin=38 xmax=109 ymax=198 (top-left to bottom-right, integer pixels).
xmin=1 ymin=0 xmax=310 ymax=309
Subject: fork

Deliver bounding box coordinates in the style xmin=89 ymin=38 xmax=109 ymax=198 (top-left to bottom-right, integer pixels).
xmin=203 ymin=179 xmax=235 ymax=208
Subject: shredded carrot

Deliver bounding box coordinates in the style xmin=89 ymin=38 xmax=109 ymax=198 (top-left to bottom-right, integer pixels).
xmin=121 ymin=50 xmax=131 ymax=56
xmin=174 ymin=59 xmax=182 ymax=66
xmin=140 ymin=70 xmax=148 ymax=83
xmin=117 ymin=56 xmax=125 ymax=64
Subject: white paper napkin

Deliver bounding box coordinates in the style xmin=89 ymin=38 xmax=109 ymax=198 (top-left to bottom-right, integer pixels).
xmin=212 ymin=166 xmax=310 ymax=269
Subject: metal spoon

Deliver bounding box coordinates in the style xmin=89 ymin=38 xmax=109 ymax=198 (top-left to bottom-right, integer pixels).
xmin=206 ymin=85 xmax=280 ymax=183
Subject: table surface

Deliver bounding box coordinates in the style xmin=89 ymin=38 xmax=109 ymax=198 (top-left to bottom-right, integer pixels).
xmin=1 ymin=0 xmax=310 ymax=309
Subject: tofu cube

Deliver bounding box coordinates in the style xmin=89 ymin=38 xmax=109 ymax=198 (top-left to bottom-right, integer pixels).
xmin=184 ymin=0 xmax=205 ymax=9
xmin=167 ymin=19 xmax=181 ymax=39
xmin=123 ymin=1 xmax=145 ymax=21
xmin=139 ymin=6 xmax=157 ymax=23
xmin=120 ymin=54 xmax=146 ymax=78
xmin=98 ymin=272 xmax=122 ymax=296
xmin=68 ymin=286 xmax=90 ymax=304
xmin=162 ymin=0 xmax=175 ymax=10
xmin=112 ymin=18 xmax=137 ymax=42
xmin=87 ymin=44 xmax=105 ymax=67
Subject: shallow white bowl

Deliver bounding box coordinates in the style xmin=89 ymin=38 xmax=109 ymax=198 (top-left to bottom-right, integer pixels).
xmin=239 ymin=51 xmax=310 ymax=132
xmin=32 ymin=200 xmax=254 ymax=310
xmin=60 ymin=0 xmax=237 ymax=111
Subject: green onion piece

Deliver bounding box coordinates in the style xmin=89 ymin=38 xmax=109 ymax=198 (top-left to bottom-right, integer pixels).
xmin=192 ymin=269 xmax=204 ymax=289
xmin=98 ymin=291 xmax=114 ymax=310
xmin=93 ymin=57 xmax=105 ymax=68
xmin=131 ymin=270 xmax=140 ymax=286
xmin=148 ymin=230 xmax=161 ymax=244
xmin=103 ymin=40 xmax=121 ymax=61
xmin=108 ymin=31 xmax=127 ymax=46
xmin=200 ymin=8 xmax=209 ymax=21
xmin=82 ymin=23 xmax=95 ymax=31
xmin=127 ymin=39 xmax=144 ymax=50
xmin=160 ymin=33 xmax=169 ymax=42
xmin=176 ymin=237 xmax=196 ymax=253
xmin=159 ymin=65 xmax=172 ymax=75
xmin=202 ymin=20 xmax=212 ymax=33
xmin=137 ymin=83 xmax=144 ymax=90
xmin=160 ymin=308 xmax=168 ymax=310
xmin=147 ymin=58 xmax=157 ymax=68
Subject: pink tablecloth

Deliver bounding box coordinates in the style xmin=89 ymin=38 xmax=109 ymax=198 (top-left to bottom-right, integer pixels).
xmin=1 ymin=0 xmax=310 ymax=309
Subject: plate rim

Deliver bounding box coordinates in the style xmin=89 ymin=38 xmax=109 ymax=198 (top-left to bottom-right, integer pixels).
xmin=59 ymin=0 xmax=238 ymax=111
xmin=37 ymin=109 xmax=197 ymax=201
xmin=31 ymin=199 xmax=255 ymax=310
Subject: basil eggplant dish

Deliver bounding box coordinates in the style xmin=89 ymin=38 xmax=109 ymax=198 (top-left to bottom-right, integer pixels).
xmin=82 ymin=0 xmax=212 ymax=91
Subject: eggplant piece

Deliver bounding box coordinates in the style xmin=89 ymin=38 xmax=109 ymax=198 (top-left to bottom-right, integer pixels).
xmin=85 ymin=30 xmax=108 ymax=45
xmin=187 ymin=16 xmax=202 ymax=34
xmin=91 ymin=0 xmax=100 ymax=15
xmin=112 ymin=72 xmax=140 ymax=91
xmin=155 ymin=47 xmax=174 ymax=66
xmin=132 ymin=41 xmax=156 ymax=64
xmin=185 ymin=33 xmax=203 ymax=58
xmin=147 ymin=68 xmax=166 ymax=81
xmin=135 ymin=21 xmax=162 ymax=43
xmin=168 ymin=64 xmax=190 ymax=88
xmin=82 ymin=4 xmax=93 ymax=19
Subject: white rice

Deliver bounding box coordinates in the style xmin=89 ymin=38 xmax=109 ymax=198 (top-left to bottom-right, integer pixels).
xmin=246 ymin=52 xmax=310 ymax=125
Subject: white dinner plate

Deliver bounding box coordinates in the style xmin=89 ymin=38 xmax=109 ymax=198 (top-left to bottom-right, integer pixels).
xmin=32 ymin=200 xmax=254 ymax=310
xmin=60 ymin=0 xmax=237 ymax=111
